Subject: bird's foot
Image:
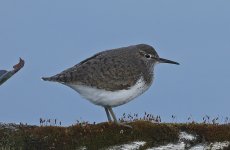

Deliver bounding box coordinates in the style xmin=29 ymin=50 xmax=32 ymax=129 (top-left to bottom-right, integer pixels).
xmin=117 ymin=122 xmax=132 ymax=129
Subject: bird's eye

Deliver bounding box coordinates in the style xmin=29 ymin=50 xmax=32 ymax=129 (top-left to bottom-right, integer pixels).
xmin=145 ymin=54 xmax=151 ymax=59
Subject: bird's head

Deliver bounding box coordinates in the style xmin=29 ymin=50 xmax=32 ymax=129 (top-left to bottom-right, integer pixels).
xmin=137 ymin=44 xmax=180 ymax=66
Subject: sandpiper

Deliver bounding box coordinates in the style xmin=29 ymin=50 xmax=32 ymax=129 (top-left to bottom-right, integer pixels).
xmin=42 ymin=44 xmax=179 ymax=126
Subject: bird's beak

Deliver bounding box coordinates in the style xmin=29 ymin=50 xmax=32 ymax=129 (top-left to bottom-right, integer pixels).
xmin=157 ymin=57 xmax=180 ymax=65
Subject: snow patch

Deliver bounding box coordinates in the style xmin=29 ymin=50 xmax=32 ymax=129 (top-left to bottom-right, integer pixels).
xmin=190 ymin=141 xmax=230 ymax=150
xmin=148 ymin=142 xmax=185 ymax=150
xmin=108 ymin=141 xmax=146 ymax=150
xmin=148 ymin=132 xmax=196 ymax=150
xmin=149 ymin=132 xmax=230 ymax=150
xmin=179 ymin=131 xmax=196 ymax=141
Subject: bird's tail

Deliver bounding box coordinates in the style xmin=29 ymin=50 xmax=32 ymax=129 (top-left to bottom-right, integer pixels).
xmin=42 ymin=73 xmax=67 ymax=83
xmin=41 ymin=76 xmax=55 ymax=82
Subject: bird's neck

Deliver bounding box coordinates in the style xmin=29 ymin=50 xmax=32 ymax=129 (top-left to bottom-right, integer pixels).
xmin=143 ymin=66 xmax=154 ymax=86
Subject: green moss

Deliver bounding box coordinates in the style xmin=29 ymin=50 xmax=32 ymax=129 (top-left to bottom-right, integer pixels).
xmin=0 ymin=121 xmax=178 ymax=149
xmin=1 ymin=121 xmax=230 ymax=149
xmin=176 ymin=123 xmax=230 ymax=142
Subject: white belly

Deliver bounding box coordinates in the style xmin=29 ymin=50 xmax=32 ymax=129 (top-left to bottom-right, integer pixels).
xmin=67 ymin=77 xmax=151 ymax=107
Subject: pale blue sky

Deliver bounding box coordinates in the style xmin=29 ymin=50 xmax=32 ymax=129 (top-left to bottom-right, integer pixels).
xmin=0 ymin=1 xmax=230 ymax=125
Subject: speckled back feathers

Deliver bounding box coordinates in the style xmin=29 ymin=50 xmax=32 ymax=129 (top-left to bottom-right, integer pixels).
xmin=42 ymin=44 xmax=157 ymax=91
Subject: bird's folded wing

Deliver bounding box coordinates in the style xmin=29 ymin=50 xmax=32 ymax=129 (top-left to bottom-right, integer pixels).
xmin=48 ymin=52 xmax=142 ymax=91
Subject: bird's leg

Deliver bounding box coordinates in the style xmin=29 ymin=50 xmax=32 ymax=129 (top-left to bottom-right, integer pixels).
xmin=104 ymin=107 xmax=112 ymax=122
xmin=108 ymin=107 xmax=132 ymax=128
xmin=108 ymin=107 xmax=118 ymax=123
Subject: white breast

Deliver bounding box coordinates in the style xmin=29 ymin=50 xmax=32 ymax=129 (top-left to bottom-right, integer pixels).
xmin=67 ymin=77 xmax=151 ymax=107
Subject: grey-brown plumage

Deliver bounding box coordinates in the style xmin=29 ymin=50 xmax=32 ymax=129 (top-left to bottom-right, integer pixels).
xmin=43 ymin=44 xmax=161 ymax=91
xmin=42 ymin=44 xmax=179 ymax=127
